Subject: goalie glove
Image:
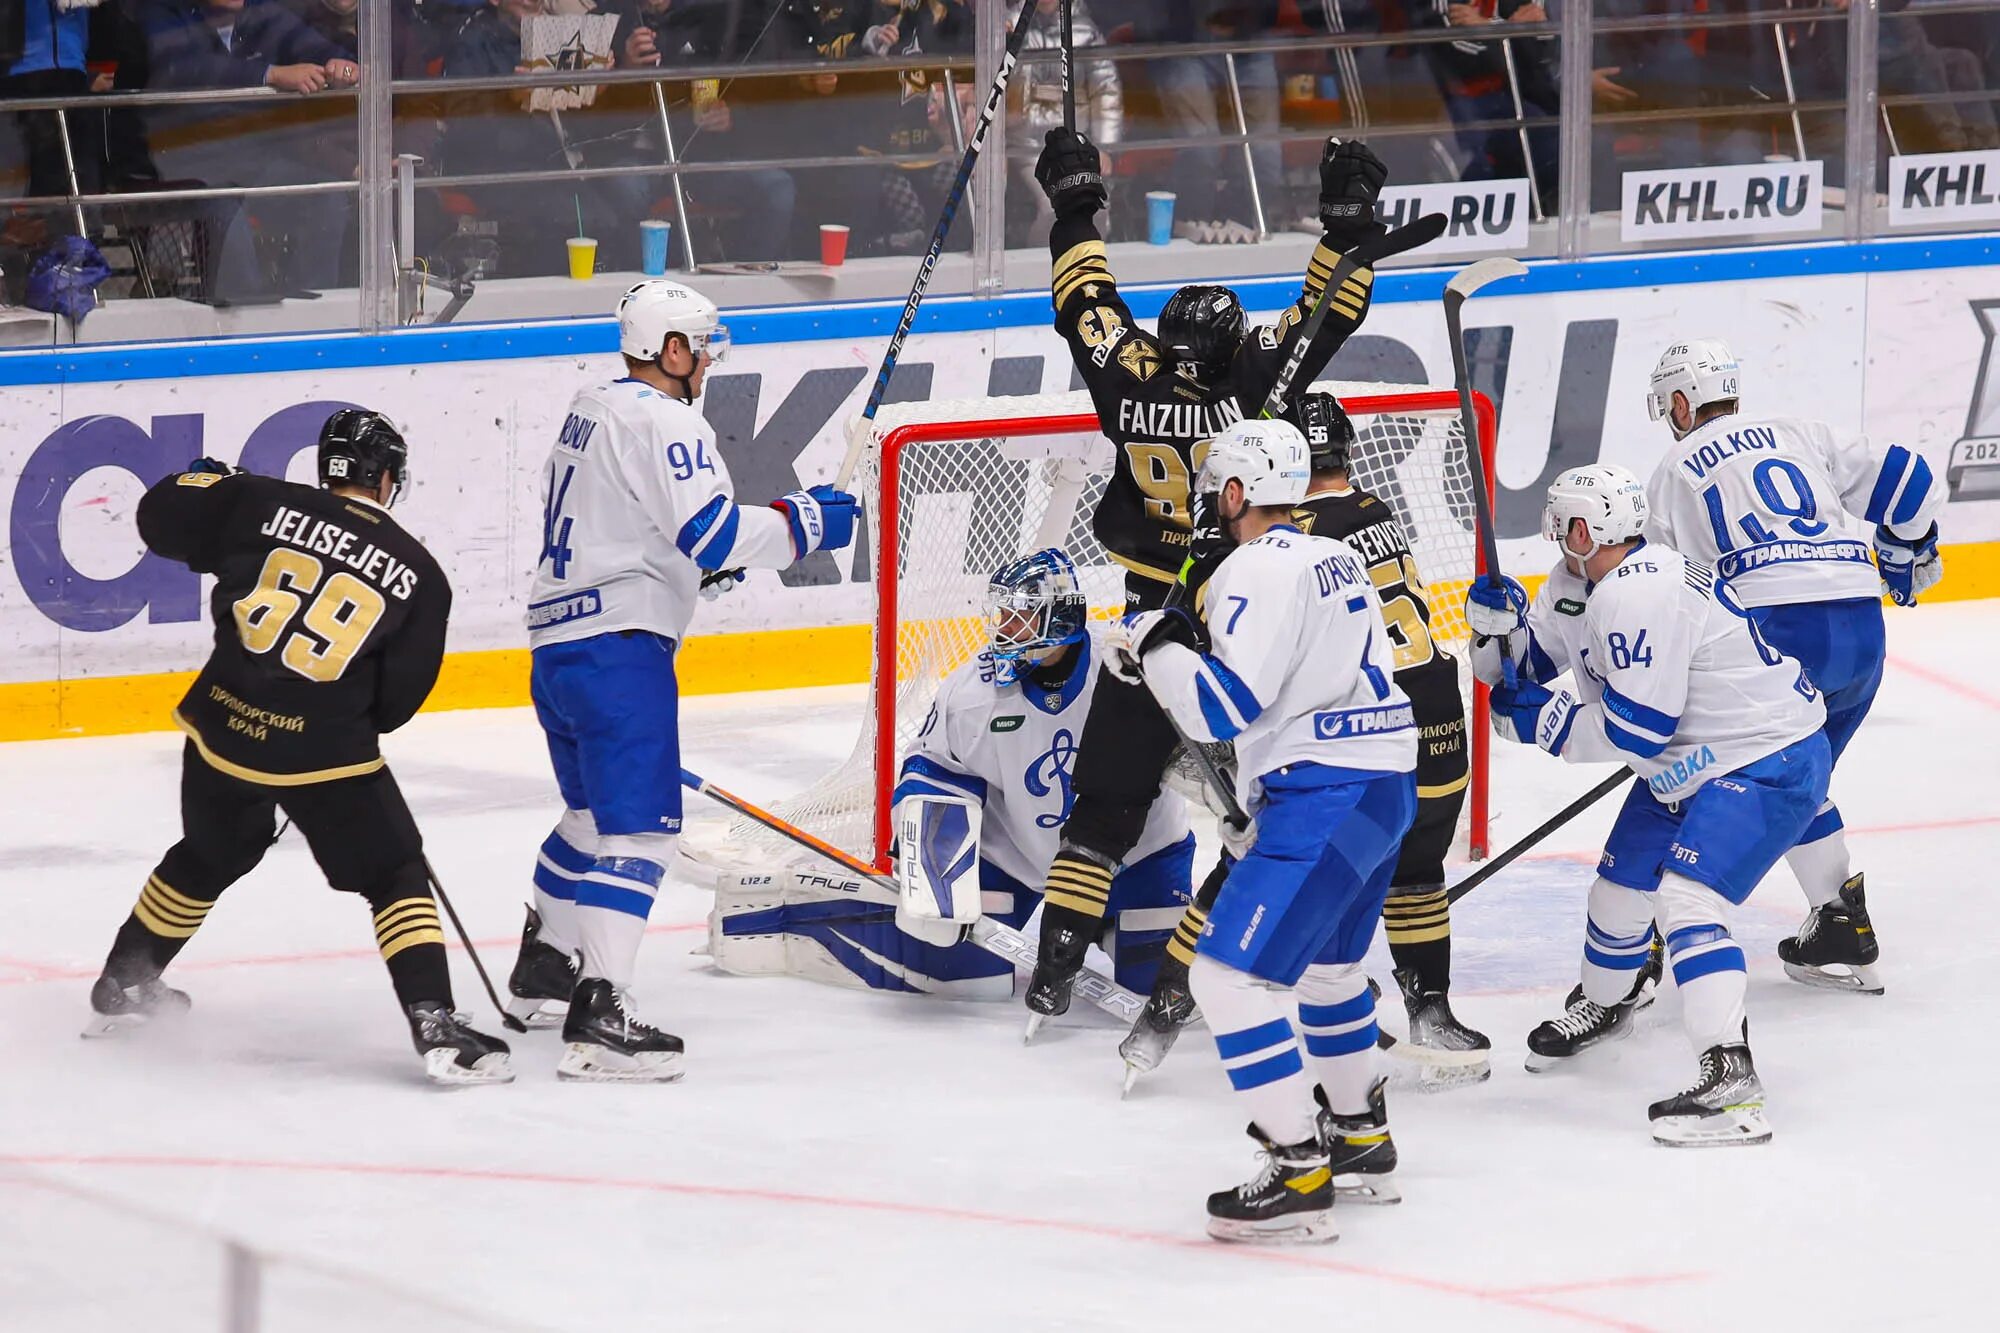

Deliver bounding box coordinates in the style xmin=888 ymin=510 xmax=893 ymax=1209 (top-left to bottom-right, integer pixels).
xmin=1490 ymin=680 xmax=1579 ymax=756
xmin=894 ymin=792 xmax=983 ymax=931
xmin=772 ymin=484 xmax=859 ymax=559
xmin=1875 ymin=522 xmax=1941 ymax=607
xmin=1105 ymin=606 xmax=1204 ymax=686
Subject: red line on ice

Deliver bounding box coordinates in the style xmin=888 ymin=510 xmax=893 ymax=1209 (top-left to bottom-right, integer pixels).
xmin=1887 ymin=654 xmax=2000 ymax=711
xmin=1 ymin=1152 xmax=1685 ymax=1331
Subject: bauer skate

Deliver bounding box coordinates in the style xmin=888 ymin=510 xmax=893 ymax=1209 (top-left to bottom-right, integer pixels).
xmin=406 ymin=1002 xmax=514 ymax=1086
xmin=1649 ymin=1043 xmax=1770 ymax=1147
xmin=1022 ymin=903 xmax=1098 ymax=1043
xmin=558 ymin=979 xmax=684 ymax=1082
xmin=1778 ymin=875 xmax=1883 ymax=995
xmin=82 ymin=967 xmax=190 ymax=1038
xmin=1119 ymin=954 xmax=1199 ymax=1094
xmin=505 ymin=906 xmax=580 ymax=1028
xmin=1391 ymin=966 xmax=1491 ymax=1090
xmin=1315 ymin=1079 xmax=1400 ymax=1204
xmin=1205 ymin=1124 xmax=1338 ymax=1245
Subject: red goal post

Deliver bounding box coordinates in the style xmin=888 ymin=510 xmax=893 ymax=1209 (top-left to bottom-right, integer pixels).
xmin=690 ymin=382 xmax=1497 ymax=879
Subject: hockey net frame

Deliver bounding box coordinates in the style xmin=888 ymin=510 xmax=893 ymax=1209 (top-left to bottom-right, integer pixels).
xmin=687 ymin=382 xmax=1497 ymax=878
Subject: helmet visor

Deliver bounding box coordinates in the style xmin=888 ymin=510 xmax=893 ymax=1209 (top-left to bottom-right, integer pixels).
xmin=698 ymin=323 xmax=732 ymax=363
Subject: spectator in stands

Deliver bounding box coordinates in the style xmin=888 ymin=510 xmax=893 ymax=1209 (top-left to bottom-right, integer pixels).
xmin=606 ymin=0 xmax=797 ymax=263
xmin=1792 ymin=0 xmax=1998 ymax=159
xmin=1005 ymin=0 xmax=1122 ymax=245
xmin=144 ymin=0 xmax=360 ymax=300
xmin=1411 ymin=0 xmax=1557 ymax=214
xmin=3 ymin=0 xmax=107 ymax=236
xmin=1137 ymin=2 xmax=1284 ymax=233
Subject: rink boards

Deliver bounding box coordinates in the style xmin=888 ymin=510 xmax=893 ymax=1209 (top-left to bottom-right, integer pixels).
xmin=4 ymin=234 xmax=2000 ymax=741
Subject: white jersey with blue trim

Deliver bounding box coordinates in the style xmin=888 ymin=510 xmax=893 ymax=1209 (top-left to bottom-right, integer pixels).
xmin=526 ymin=378 xmax=798 ymax=648
xmin=1145 ymin=526 xmax=1417 ymax=811
xmin=894 ymin=631 xmax=1190 ymax=891
xmin=1508 ymin=544 xmax=1825 ymax=803
xmin=1644 ymin=414 xmax=1940 ymax=609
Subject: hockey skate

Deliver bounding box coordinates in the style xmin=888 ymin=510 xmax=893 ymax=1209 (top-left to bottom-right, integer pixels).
xmin=1119 ymin=954 xmax=1199 ymax=1094
xmin=1778 ymin=875 xmax=1883 ymax=995
xmin=1205 ymin=1123 xmax=1338 ymax=1245
xmin=505 ymin=906 xmax=580 ymax=1028
xmin=82 ymin=968 xmax=190 ymax=1038
xmin=1391 ymin=966 xmax=1491 ymax=1091
xmin=1315 ymin=1079 xmax=1400 ymax=1204
xmin=558 ymin=978 xmax=685 ymax=1083
xmin=405 ymin=1002 xmax=514 ymax=1086
xmin=1022 ymin=904 xmax=1097 ymax=1043
xmin=1524 ymin=942 xmax=1661 ymax=1072
xmin=1649 ymin=1043 xmax=1770 ymax=1147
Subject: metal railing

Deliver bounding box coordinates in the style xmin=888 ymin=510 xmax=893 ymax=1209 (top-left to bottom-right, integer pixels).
xmin=4 ymin=2 xmax=1998 ymax=331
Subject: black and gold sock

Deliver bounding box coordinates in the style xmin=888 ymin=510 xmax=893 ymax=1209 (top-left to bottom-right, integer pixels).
xmin=1042 ymin=850 xmax=1115 ymax=922
xmin=1383 ymin=886 xmax=1452 ymax=995
xmin=108 ymin=872 xmax=219 ymax=976
xmin=370 ymin=895 xmax=451 ymax=1009
xmin=1165 ymin=903 xmax=1208 ymax=969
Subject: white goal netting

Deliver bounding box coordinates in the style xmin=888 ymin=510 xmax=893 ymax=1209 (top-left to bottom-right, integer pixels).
xmin=688 ymin=382 xmax=1493 ymax=873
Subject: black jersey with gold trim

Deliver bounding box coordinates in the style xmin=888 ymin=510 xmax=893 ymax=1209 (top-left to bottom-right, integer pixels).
xmin=1049 ymin=211 xmax=1377 ymax=583
xmin=137 ymin=470 xmax=451 ymax=784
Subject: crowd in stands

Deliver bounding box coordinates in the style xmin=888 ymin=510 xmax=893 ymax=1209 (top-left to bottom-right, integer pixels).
xmin=4 ymin=0 xmax=2000 ymax=300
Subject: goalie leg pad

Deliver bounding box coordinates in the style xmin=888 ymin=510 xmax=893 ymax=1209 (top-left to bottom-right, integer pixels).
xmin=894 ymin=791 xmax=984 ymax=925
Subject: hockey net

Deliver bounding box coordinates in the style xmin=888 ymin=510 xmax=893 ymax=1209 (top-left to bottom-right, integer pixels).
xmin=686 ymin=382 xmax=1496 ymax=876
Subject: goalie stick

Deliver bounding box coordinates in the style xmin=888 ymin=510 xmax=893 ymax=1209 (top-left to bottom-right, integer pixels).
xmin=1257 ymin=210 xmax=1448 ymax=421
xmin=678 ymin=767 xmax=1146 ymax=1025
xmin=836 ymin=0 xmax=1042 ymax=491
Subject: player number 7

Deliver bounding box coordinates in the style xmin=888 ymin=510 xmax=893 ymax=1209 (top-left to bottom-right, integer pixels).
xmin=1223 ymin=595 xmax=1250 ymax=634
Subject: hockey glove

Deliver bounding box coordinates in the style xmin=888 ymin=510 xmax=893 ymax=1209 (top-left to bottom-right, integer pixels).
xmin=1317 ymin=138 xmax=1389 ymax=250
xmin=1490 ymin=680 xmax=1578 ymax=756
xmin=699 ymin=567 xmax=745 ymax=601
xmin=1219 ymin=814 xmax=1256 ymax=862
xmin=184 ymin=456 xmax=237 ymax=476
xmin=1105 ymin=606 xmax=1204 ymax=685
xmin=1464 ymin=575 xmax=1529 ymax=638
xmin=1875 ymin=521 xmax=1941 ymax=607
xmin=772 ymin=484 xmax=859 ymax=559
xmin=1036 ymin=127 xmax=1107 ymax=217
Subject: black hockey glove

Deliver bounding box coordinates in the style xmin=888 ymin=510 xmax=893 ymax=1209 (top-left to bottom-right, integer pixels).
xmin=1036 ymin=127 xmax=1107 ymax=217
xmin=185 ymin=456 xmax=237 ymax=476
xmin=1318 ymin=138 xmax=1389 ymax=250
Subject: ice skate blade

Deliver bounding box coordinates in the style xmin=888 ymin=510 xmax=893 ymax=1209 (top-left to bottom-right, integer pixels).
xmin=1022 ymin=1011 xmax=1049 ymax=1045
xmin=80 ymin=1011 xmax=147 ymax=1039
xmin=504 ymin=996 xmax=567 ymax=1030
xmin=1782 ymin=960 xmax=1884 ymax=996
xmin=1333 ymin=1173 xmax=1401 ymax=1205
xmin=1651 ymin=1105 xmax=1771 ymax=1148
xmin=1118 ymin=1024 xmax=1181 ymax=1077
xmin=423 ymin=1048 xmax=515 ymax=1086
xmin=1384 ymin=1040 xmax=1491 ymax=1091
xmin=557 ymin=1042 xmax=685 ymax=1083
xmin=1206 ymin=1212 xmax=1339 ymax=1245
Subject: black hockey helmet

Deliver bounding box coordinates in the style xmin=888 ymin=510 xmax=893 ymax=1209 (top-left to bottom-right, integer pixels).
xmin=1158 ymin=285 xmax=1246 ymax=377
xmin=318 ymin=408 xmax=409 ymax=505
xmin=1284 ymin=391 xmax=1357 ymax=473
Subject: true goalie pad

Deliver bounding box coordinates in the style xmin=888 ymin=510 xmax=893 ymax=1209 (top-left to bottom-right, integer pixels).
xmin=894 ymin=792 xmax=984 ymax=927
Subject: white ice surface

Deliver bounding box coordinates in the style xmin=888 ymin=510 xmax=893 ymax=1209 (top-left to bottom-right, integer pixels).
xmin=4 ymin=602 xmax=1998 ymax=1332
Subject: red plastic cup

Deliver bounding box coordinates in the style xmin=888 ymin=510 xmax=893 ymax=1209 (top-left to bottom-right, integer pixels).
xmin=820 ymin=224 xmax=850 ymax=267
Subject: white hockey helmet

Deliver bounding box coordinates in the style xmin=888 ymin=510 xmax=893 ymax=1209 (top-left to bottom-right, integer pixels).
xmin=1196 ymin=418 xmax=1312 ymax=508
xmin=1543 ymin=463 xmax=1649 ymax=556
xmin=617 ymin=279 xmax=731 ymax=363
xmin=1647 ymin=338 xmax=1740 ymax=436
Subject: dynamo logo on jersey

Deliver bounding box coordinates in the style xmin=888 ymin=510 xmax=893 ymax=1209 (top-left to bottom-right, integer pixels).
xmin=1025 ymin=728 xmax=1079 ymax=828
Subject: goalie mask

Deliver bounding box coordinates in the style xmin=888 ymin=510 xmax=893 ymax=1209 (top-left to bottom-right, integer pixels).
xmin=984 ymin=548 xmax=1087 ymax=687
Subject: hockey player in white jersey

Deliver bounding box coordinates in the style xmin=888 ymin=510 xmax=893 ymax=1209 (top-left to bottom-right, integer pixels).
xmin=1113 ymin=418 xmax=1416 ymax=1243
xmin=503 ymin=280 xmax=859 ymax=1081
xmin=1641 ymin=338 xmax=1943 ymax=993
xmin=709 ymin=549 xmax=1196 ymax=997
xmin=1467 ymin=464 xmax=1831 ymax=1146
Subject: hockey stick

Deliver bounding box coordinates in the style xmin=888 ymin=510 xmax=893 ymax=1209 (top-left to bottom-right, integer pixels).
xmin=1060 ymin=0 xmax=1076 ymax=132
xmin=1442 ymin=256 xmax=1525 ymax=586
xmin=1445 ymin=768 xmax=1629 ymax=906
xmin=835 ymin=0 xmax=1043 ymax=491
xmin=1256 ymin=210 xmax=1448 ymax=421
xmin=678 ymin=767 xmax=1145 ymax=1024
xmin=424 ymin=857 xmax=528 ymax=1033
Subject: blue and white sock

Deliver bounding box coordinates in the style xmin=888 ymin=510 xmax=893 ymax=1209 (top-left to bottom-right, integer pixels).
xmin=574 ymin=834 xmax=673 ymax=989
xmin=1189 ymin=954 xmax=1316 ymax=1145
xmin=1663 ymin=927 xmax=1747 ymax=1052
xmin=1579 ymin=877 xmax=1659 ymax=1006
xmin=1785 ymin=801 xmax=1852 ymax=908
xmin=531 ymin=809 xmax=599 ymax=956
xmin=1296 ymin=963 xmax=1376 ymax=1115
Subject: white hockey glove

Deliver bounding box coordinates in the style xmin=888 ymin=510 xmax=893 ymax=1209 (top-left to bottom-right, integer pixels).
xmin=699 ymin=567 xmax=745 ymax=601
xmin=1106 ymin=606 xmax=1203 ymax=686
xmin=1464 ymin=575 xmax=1528 ymax=638
xmin=1219 ymin=814 xmax=1256 ymax=862
xmin=1875 ymin=522 xmax=1941 ymax=607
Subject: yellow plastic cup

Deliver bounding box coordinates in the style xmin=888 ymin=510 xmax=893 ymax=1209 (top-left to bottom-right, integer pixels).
xmin=566 ymin=236 xmax=597 ymax=281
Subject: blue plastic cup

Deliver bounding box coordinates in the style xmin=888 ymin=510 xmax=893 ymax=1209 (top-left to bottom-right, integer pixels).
xmin=1145 ymin=191 xmax=1176 ymax=246
xmin=640 ymin=219 xmax=672 ymax=276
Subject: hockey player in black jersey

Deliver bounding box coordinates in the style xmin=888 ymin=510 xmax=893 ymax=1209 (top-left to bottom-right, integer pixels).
xmin=1025 ymin=126 xmax=1393 ymax=1027
xmin=84 ymin=410 xmax=513 ymax=1085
